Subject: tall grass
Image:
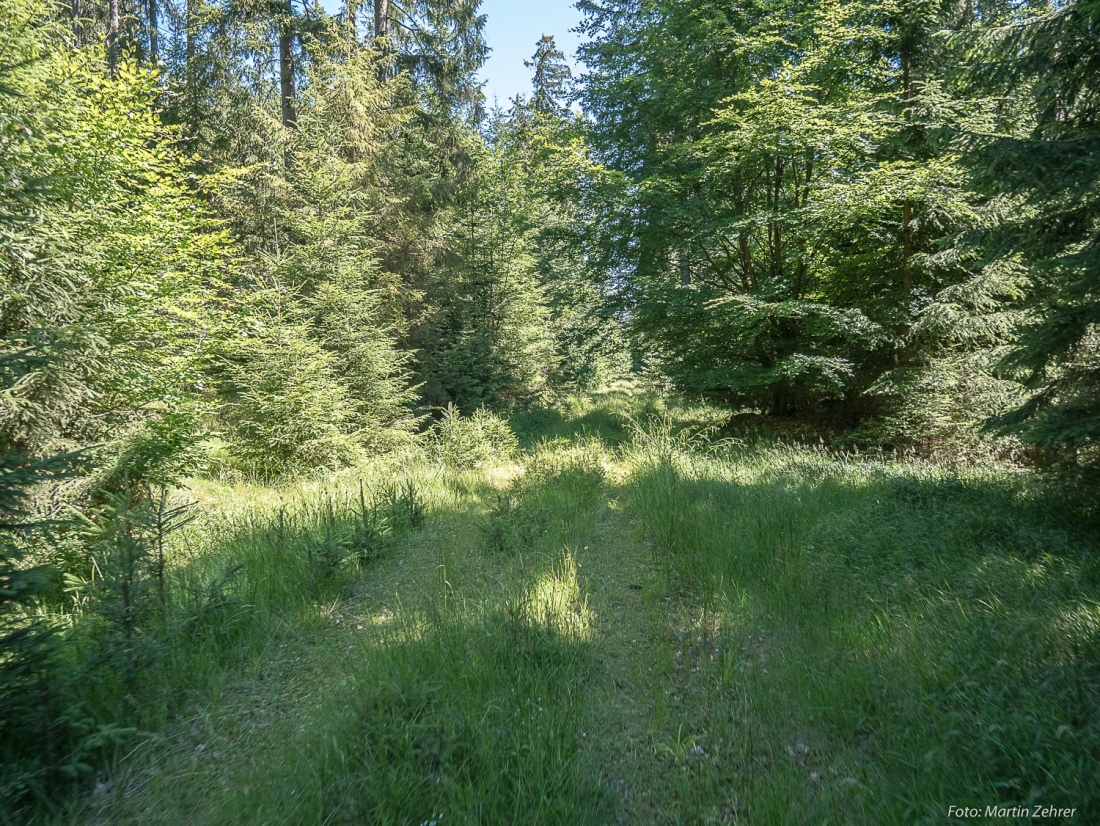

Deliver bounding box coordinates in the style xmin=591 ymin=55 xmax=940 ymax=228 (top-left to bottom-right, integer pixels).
xmin=13 ymin=392 xmax=1099 ymax=824
xmin=624 ymin=416 xmax=1100 ymax=822
xmin=60 ymin=425 xmax=617 ymax=825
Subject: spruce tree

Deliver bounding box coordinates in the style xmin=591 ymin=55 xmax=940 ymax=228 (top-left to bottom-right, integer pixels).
xmin=2 ymin=1 xmax=226 ymax=478
xmin=524 ymin=35 xmax=572 ymax=117
xmin=967 ymin=0 xmax=1100 ymax=466
xmin=0 ymin=350 xmax=79 ymax=810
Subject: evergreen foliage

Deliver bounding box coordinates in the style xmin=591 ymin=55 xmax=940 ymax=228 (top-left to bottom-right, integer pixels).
xmin=509 ymin=58 xmax=632 ymax=392
xmin=368 ymin=0 xmax=489 ymax=120
xmin=963 ymin=0 xmax=1100 ymax=466
xmin=421 ymin=134 xmax=559 ymax=409
xmin=224 ymin=315 xmax=364 ymax=475
xmin=524 ymin=35 xmax=573 ymax=117
xmin=0 ymin=352 xmax=83 ymax=809
xmin=1 ymin=3 xmax=228 ymax=484
xmin=431 ymin=404 xmax=518 ymax=468
xmin=214 ymin=41 xmax=420 ymax=472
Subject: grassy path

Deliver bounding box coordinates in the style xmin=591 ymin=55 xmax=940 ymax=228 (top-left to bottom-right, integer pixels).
xmin=576 ymin=489 xmax=672 ymax=822
xmin=70 ymin=392 xmax=1100 ymax=825
xmin=578 ymin=470 xmax=752 ymax=826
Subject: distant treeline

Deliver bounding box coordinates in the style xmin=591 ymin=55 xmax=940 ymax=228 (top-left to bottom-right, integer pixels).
xmin=2 ymin=0 xmax=1097 ymax=486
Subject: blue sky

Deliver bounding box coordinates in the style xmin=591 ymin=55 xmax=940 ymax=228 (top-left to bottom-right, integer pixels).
xmin=477 ymin=0 xmax=584 ymax=109
xmin=316 ymin=0 xmax=584 ymax=109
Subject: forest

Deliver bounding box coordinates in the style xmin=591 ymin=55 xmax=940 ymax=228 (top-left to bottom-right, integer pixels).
xmin=1 ymin=0 xmax=1098 ymax=821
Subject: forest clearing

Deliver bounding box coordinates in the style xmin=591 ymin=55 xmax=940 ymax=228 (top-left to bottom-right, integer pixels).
xmin=21 ymin=390 xmax=1100 ymax=824
xmin=2 ymin=0 xmax=1098 ymax=822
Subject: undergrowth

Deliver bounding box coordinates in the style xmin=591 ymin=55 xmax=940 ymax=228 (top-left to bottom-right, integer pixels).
xmin=624 ymin=415 xmax=1100 ymax=822
xmin=6 ymin=390 xmax=1098 ymax=824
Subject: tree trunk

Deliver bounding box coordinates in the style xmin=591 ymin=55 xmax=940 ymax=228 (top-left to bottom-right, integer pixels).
xmin=679 ymin=253 xmax=691 ymax=286
xmin=898 ymin=43 xmax=915 ymax=365
xmin=901 ymin=49 xmax=913 ymax=296
xmin=374 ymin=0 xmax=390 ymax=82
xmin=185 ymin=0 xmax=197 ymax=142
xmin=902 ymin=198 xmax=912 ymax=293
xmin=149 ymin=0 xmax=159 ymax=64
xmin=108 ymin=0 xmax=120 ymax=75
xmin=279 ymin=12 xmax=297 ymax=130
xmin=771 ymin=381 xmax=795 ymax=417
xmin=738 ymin=231 xmax=753 ymax=290
xmin=72 ymin=0 xmax=82 ymax=47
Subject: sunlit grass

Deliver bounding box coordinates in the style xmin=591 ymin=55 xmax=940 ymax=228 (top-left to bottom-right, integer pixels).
xmin=521 ymin=550 xmax=593 ymax=641
xmin=23 ymin=390 xmax=1099 ymax=824
xmin=623 ymin=414 xmax=1100 ymax=822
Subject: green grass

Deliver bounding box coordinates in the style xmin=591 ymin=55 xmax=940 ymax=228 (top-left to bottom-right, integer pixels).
xmin=13 ymin=390 xmax=1100 ymax=824
xmin=622 ymin=428 xmax=1100 ymax=823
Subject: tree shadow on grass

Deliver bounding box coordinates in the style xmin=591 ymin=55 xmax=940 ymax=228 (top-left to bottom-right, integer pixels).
xmin=625 ymin=454 xmax=1100 ymax=821
xmin=73 ymin=457 xmax=621 ymax=824
xmin=508 ymin=403 xmax=635 ymax=449
xmin=89 ymin=535 xmax=614 ymax=825
xmin=293 ymin=595 xmax=613 ymax=826
xmin=506 ymin=389 xmax=724 ymax=450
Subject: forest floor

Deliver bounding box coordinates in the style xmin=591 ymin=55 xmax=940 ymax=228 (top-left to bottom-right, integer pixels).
xmin=69 ymin=391 xmax=1099 ymax=825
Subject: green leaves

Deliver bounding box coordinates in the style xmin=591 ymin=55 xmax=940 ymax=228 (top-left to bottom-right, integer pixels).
xmin=1 ymin=0 xmax=233 ymax=488
xmin=577 ymin=0 xmax=1033 ymax=427
xmin=955 ymin=0 xmax=1100 ymax=464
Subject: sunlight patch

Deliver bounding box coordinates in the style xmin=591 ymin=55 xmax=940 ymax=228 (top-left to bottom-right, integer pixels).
xmin=518 ymin=550 xmax=593 ymax=641
xmin=485 ymin=462 xmax=525 ymax=490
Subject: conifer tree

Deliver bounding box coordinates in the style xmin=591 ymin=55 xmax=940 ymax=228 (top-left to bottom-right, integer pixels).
xmin=371 ymin=0 xmax=488 ymax=119
xmin=421 ymin=133 xmax=558 ymax=409
xmin=524 ymin=35 xmax=572 ymax=117
xmin=502 ymin=43 xmax=630 ymax=391
xmin=215 ymin=39 xmax=419 ymax=469
xmin=968 ymin=0 xmax=1100 ymax=465
xmin=0 ymin=403 xmax=77 ymax=808
xmin=2 ymin=0 xmax=229 ymax=480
